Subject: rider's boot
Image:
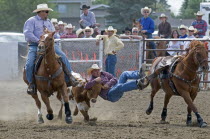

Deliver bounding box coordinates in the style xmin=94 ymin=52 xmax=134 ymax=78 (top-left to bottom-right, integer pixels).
xmin=27 ymin=83 xmax=36 ymax=95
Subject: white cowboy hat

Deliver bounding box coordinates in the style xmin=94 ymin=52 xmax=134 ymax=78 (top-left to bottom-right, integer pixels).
xmin=58 ymin=21 xmax=64 ymax=25
xmin=194 ymin=11 xmax=204 ymax=16
xmin=141 ymin=7 xmax=152 ymax=15
xmin=159 ymin=13 xmax=168 ymax=19
xmin=105 ymin=26 xmax=117 ymax=34
xmin=76 ymin=28 xmax=84 ymax=37
xmin=33 ymin=4 xmax=53 ymax=13
xmin=87 ymin=64 xmax=101 ymax=75
xmin=178 ymin=24 xmax=188 ymax=30
xmin=51 ymin=18 xmax=58 ymax=23
xmin=83 ymin=26 xmax=94 ymax=35
xmin=188 ymin=26 xmax=197 ymax=33
xmin=65 ymin=24 xmax=75 ymax=29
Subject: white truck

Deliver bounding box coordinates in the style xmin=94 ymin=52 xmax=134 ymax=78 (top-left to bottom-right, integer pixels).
xmin=200 ymin=1 xmax=210 ymax=36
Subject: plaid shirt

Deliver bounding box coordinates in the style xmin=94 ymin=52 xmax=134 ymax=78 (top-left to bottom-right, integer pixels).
xmin=192 ymin=19 xmax=207 ymax=36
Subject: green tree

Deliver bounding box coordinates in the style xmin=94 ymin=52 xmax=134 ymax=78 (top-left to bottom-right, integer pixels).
xmin=106 ymin=0 xmax=169 ymax=31
xmin=0 ymin=0 xmax=58 ymax=32
xmin=92 ymin=0 xmax=111 ymax=5
xmin=178 ymin=0 xmax=202 ymax=19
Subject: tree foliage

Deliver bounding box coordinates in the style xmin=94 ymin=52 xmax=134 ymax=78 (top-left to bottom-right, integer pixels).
xmin=0 ymin=0 xmax=57 ymax=32
xmin=178 ymin=0 xmax=202 ymax=19
xmin=92 ymin=0 xmax=111 ymax=5
xmin=106 ymin=0 xmax=170 ymax=31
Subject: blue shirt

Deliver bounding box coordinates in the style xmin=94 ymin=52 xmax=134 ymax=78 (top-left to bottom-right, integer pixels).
xmin=80 ymin=11 xmax=96 ymax=27
xmin=138 ymin=17 xmax=155 ymax=34
xmin=23 ymin=15 xmax=56 ymax=43
xmin=179 ymin=34 xmax=188 ymax=38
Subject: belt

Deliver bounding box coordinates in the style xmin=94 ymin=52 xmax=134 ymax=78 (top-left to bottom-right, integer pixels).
xmin=28 ymin=42 xmax=38 ymax=46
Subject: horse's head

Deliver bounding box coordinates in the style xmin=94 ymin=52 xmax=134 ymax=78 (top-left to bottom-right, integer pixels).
xmin=38 ymin=29 xmax=55 ymax=54
xmin=189 ymin=41 xmax=209 ymax=72
xmin=86 ymin=83 xmax=102 ymax=103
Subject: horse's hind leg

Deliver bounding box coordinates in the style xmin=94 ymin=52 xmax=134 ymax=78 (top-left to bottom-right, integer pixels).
xmin=58 ymin=84 xmax=72 ymax=124
xmin=31 ymin=94 xmax=44 ymax=123
xmin=182 ymin=92 xmax=207 ymax=128
xmin=40 ymin=93 xmax=54 ymax=120
xmin=146 ymin=78 xmax=161 ymax=115
xmin=161 ymin=93 xmax=172 ymax=122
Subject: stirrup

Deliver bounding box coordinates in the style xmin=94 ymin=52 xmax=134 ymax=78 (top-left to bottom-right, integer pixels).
xmin=136 ymin=79 xmax=147 ymax=90
xmin=27 ymin=83 xmax=37 ymax=95
xmin=69 ymin=75 xmax=79 ymax=87
xmin=139 ymin=63 xmax=147 ymax=78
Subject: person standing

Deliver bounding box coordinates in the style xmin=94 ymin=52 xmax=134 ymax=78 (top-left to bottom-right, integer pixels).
xmin=96 ymin=26 xmax=124 ymax=76
xmin=158 ymin=13 xmax=171 ymax=38
xmin=192 ymin=11 xmax=207 ymax=38
xmin=138 ymin=7 xmax=156 ymax=57
xmin=79 ymin=5 xmax=99 ymax=29
xmin=23 ymin=4 xmax=78 ymax=94
xmin=58 ymin=21 xmax=66 ymax=36
xmin=60 ymin=24 xmax=77 ymax=38
xmin=83 ymin=26 xmax=94 ymax=38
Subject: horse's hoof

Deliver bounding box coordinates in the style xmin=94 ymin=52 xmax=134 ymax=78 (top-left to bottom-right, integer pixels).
xmin=46 ymin=114 xmax=54 ymax=120
xmin=38 ymin=117 xmax=44 ymax=124
xmin=146 ymin=109 xmax=152 ymax=115
xmin=66 ymin=116 xmax=73 ymax=124
xmin=199 ymin=122 xmax=207 ymax=128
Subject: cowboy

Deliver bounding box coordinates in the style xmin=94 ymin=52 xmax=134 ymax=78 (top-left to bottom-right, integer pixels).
xmin=60 ymin=24 xmax=77 ymax=38
xmin=192 ymin=11 xmax=207 ymax=38
xmin=51 ymin=18 xmax=58 ymax=26
xmin=83 ymin=26 xmax=94 ymax=38
xmin=23 ymin=3 xmax=78 ymax=94
xmin=158 ymin=13 xmax=172 ymax=38
xmin=96 ymin=26 xmax=124 ymax=76
xmin=84 ymin=64 xmax=147 ymax=102
xmin=79 ymin=5 xmax=99 ymax=29
xmin=58 ymin=21 xmax=66 ymax=36
xmin=76 ymin=28 xmax=85 ymax=38
xmin=179 ymin=24 xmax=188 ymax=38
xmin=138 ymin=7 xmax=157 ymax=57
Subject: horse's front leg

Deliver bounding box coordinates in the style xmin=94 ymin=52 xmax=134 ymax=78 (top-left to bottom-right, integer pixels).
xmin=160 ymin=93 xmax=172 ymax=123
xmin=58 ymin=84 xmax=72 ymax=124
xmin=182 ymin=92 xmax=207 ymax=128
xmin=31 ymin=94 xmax=44 ymax=124
xmin=40 ymin=93 xmax=54 ymax=120
xmin=186 ymin=92 xmax=197 ymax=126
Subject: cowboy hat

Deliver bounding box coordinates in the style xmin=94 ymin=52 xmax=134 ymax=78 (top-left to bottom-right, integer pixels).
xmin=178 ymin=24 xmax=188 ymax=30
xmin=105 ymin=26 xmax=117 ymax=34
xmin=58 ymin=21 xmax=64 ymax=25
xmin=80 ymin=5 xmax=90 ymax=10
xmin=33 ymin=4 xmax=53 ymax=13
xmin=194 ymin=11 xmax=204 ymax=16
xmin=83 ymin=26 xmax=94 ymax=35
xmin=141 ymin=7 xmax=152 ymax=15
xmin=76 ymin=28 xmax=84 ymax=37
xmin=51 ymin=18 xmax=58 ymax=23
xmin=159 ymin=13 xmax=168 ymax=19
xmin=65 ymin=24 xmax=75 ymax=29
xmin=87 ymin=64 xmax=101 ymax=75
xmin=188 ymin=26 xmax=197 ymax=33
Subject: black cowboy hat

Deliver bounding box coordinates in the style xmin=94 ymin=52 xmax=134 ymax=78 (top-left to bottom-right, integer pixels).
xmin=80 ymin=5 xmax=90 ymax=10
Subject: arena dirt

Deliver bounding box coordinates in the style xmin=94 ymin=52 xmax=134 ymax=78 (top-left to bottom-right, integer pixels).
xmin=0 ymin=80 xmax=210 ymax=139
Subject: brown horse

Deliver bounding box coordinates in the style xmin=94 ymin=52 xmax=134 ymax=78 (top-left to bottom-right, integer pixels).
xmin=23 ymin=29 xmax=72 ymax=124
xmin=145 ymin=40 xmax=209 ymax=127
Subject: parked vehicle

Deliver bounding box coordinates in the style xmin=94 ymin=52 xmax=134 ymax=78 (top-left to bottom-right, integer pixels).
xmin=0 ymin=32 xmax=25 ymax=42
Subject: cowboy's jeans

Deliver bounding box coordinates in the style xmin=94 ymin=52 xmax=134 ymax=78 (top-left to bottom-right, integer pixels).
xmin=107 ymin=71 xmax=139 ymax=102
xmin=105 ymin=54 xmax=117 ymax=76
xmin=25 ymin=43 xmax=72 ymax=84
xmin=146 ymin=33 xmax=157 ymax=57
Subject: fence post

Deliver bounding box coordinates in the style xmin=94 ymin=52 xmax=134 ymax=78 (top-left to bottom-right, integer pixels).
xmin=99 ymin=40 xmax=103 ymax=69
xmin=139 ymin=40 xmax=143 ymax=69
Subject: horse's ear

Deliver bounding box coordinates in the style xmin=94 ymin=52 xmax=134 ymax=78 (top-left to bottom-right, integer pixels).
xmin=43 ymin=28 xmax=48 ymax=34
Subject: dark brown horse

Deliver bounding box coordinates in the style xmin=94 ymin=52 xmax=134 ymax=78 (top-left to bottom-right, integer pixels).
xmin=23 ymin=29 xmax=72 ymax=124
xmin=145 ymin=40 xmax=209 ymax=127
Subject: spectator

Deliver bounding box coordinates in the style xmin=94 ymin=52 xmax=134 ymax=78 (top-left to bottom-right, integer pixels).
xmin=101 ymin=30 xmax=107 ymax=35
xmin=51 ymin=18 xmax=58 ymax=27
xmin=192 ymin=11 xmax=207 ymax=38
xmin=158 ymin=13 xmax=171 ymax=38
xmin=96 ymin=26 xmax=124 ymax=76
xmin=120 ymin=27 xmax=142 ymax=39
xmin=76 ymin=28 xmax=85 ymax=38
xmin=166 ymin=30 xmax=184 ymax=56
xmin=58 ymin=21 xmax=65 ymax=36
xmin=92 ymin=27 xmax=100 ymax=38
xmin=123 ymin=27 xmax=132 ymax=35
xmin=60 ymin=24 xmax=77 ymax=38
xmin=54 ymin=24 xmax=60 ymax=38
xmin=183 ymin=26 xmax=196 ymax=53
xmin=79 ymin=5 xmax=99 ymax=29
xmin=179 ymin=24 xmax=188 ymax=38
xmin=83 ymin=26 xmax=94 ymax=38
xmin=138 ymin=7 xmax=156 ymax=57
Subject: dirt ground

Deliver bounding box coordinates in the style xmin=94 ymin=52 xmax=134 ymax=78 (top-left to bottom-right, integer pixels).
xmin=0 ymin=80 xmax=210 ymax=139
